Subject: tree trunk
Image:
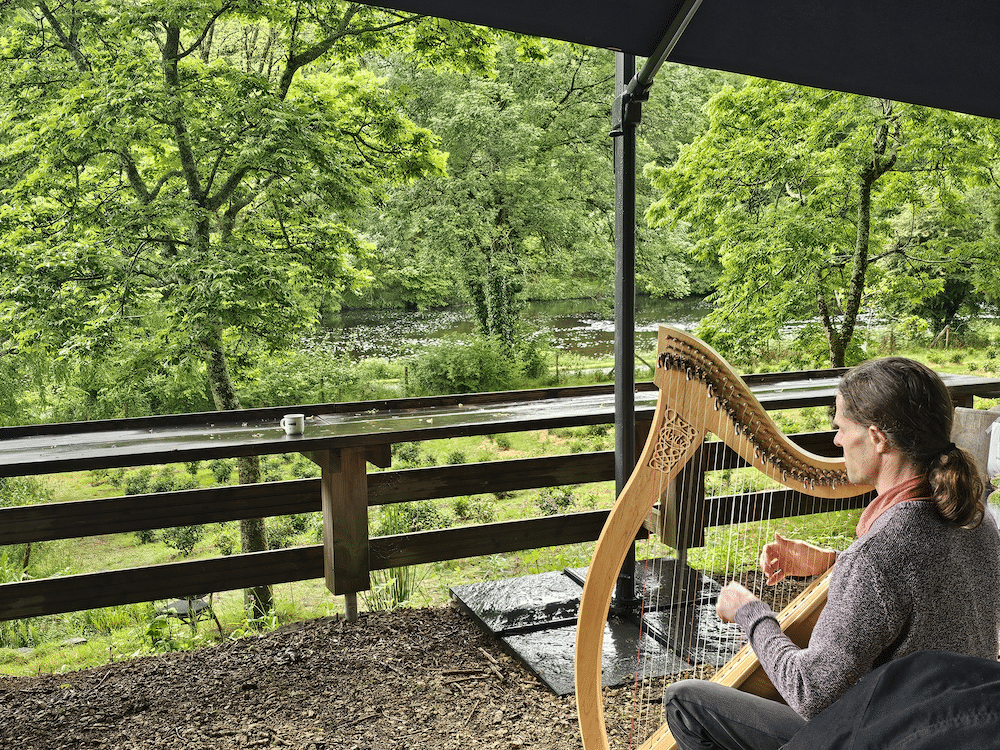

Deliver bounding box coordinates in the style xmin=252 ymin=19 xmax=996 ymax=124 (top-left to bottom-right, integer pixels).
xmin=824 ymin=172 xmax=874 ymax=368
xmin=200 ymin=329 xmax=274 ymax=619
xmin=823 ymin=99 xmax=898 ymax=368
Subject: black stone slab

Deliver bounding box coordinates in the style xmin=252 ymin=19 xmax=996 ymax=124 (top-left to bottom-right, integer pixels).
xmin=566 ymin=558 xmax=741 ymax=667
xmin=451 ymin=568 xmax=695 ymax=695
xmin=450 ymin=570 xmax=582 ymax=635
xmin=502 ymin=616 xmax=689 ymax=695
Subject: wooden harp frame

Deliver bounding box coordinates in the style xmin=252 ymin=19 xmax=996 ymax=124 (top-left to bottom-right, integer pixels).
xmin=575 ymin=327 xmax=870 ymax=750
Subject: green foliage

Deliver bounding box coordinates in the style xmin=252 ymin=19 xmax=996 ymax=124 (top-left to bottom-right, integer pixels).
xmin=162 ymin=525 xmax=204 ymax=557
xmin=492 ymin=434 xmax=514 ymax=451
xmin=289 ymin=456 xmax=320 ymax=479
xmin=0 ymin=607 xmax=40 ymax=649
xmin=536 ymin=487 xmax=575 ymax=515
xmin=215 ymin=523 xmax=238 ymax=556
xmin=462 ymin=496 xmax=498 ymax=524
xmin=365 ymin=503 xmax=426 ymax=610
xmin=392 ymin=442 xmax=425 ymax=467
xmin=260 ymin=456 xmax=284 ymax=484
xmin=373 ymin=501 xmax=451 ymax=535
xmin=407 ymin=335 xmax=529 ymax=394
xmin=235 ymin=336 xmax=400 ymax=407
xmin=0 ymin=1 xmax=459 ymax=433
xmin=267 ymin=513 xmax=320 ymax=549
xmin=122 ymin=468 xmax=153 ymax=496
xmin=0 ymin=476 xmax=53 ymax=509
xmin=208 ymin=459 xmax=234 ymax=485
xmin=144 ymin=612 xmax=210 ymax=654
xmin=135 ymin=528 xmax=158 ymax=545
xmin=647 ymin=78 xmax=995 ymax=366
xmin=373 ymin=41 xmax=616 ymax=337
xmin=365 ymin=565 xmax=421 ymax=611
xmin=228 ymin=607 xmax=280 ymax=639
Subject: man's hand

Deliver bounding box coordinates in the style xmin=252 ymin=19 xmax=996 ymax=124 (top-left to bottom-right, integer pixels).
xmin=716 ymin=581 xmax=759 ymax=623
xmin=759 ymin=532 xmax=837 ymax=585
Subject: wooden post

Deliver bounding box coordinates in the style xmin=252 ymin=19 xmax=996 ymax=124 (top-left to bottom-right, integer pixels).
xmin=312 ymin=447 xmax=371 ymax=622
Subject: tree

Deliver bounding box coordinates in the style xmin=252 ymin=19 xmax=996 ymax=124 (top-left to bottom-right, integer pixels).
xmin=369 ymin=40 xmax=616 ymax=346
xmin=0 ymin=1 xmax=482 ymax=614
xmin=646 ymin=79 xmax=989 ymax=367
xmin=369 ymin=53 xmax=728 ymax=327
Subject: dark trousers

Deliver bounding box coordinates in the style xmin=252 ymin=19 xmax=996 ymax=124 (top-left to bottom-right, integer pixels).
xmin=663 ymin=679 xmax=805 ymax=750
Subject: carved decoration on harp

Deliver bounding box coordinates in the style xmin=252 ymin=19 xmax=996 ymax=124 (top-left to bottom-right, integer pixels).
xmin=649 ymin=409 xmax=700 ymax=474
xmin=574 ymin=326 xmax=873 ymax=750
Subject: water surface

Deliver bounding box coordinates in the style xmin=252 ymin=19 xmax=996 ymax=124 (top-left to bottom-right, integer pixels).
xmin=323 ymin=296 xmax=712 ymax=360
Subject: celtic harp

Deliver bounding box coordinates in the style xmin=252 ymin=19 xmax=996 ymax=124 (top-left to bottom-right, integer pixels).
xmin=575 ymin=326 xmax=872 ymax=750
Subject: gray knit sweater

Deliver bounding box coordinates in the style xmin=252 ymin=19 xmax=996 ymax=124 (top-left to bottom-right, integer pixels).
xmin=735 ymin=501 xmax=1000 ymax=719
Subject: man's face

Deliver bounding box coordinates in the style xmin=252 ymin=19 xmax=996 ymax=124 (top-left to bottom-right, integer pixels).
xmin=833 ymin=393 xmax=878 ymax=486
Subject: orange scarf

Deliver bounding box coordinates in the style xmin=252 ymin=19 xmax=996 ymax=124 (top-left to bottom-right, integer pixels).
xmin=856 ymin=476 xmax=928 ymax=537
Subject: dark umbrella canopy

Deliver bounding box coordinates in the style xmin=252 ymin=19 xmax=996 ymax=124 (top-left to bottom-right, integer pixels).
xmin=371 ymin=0 xmax=1000 ymax=119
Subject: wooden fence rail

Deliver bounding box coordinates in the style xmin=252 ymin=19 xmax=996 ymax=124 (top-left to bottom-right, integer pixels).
xmin=1 ymin=371 xmax=997 ymax=623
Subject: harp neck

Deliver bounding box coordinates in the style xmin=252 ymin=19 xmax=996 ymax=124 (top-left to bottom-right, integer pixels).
xmin=655 ymin=327 xmax=858 ymax=498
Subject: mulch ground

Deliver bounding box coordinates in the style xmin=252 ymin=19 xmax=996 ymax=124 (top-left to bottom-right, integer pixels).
xmin=0 ymin=575 xmax=814 ymax=750
xmin=0 ymin=605 xmax=601 ymax=750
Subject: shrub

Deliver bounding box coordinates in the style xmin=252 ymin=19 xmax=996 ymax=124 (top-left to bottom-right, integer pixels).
xmin=173 ymin=474 xmax=199 ymax=491
xmin=537 ymin=487 xmax=575 ymax=515
xmin=374 ymin=501 xmax=450 ymax=535
xmin=261 ymin=456 xmax=283 ymax=483
xmin=88 ymin=468 xmax=111 ymax=486
xmin=392 ymin=442 xmax=422 ymax=467
xmin=452 ymin=496 xmax=471 ymax=519
xmin=493 ymin=434 xmax=513 ymax=451
xmin=290 ymin=456 xmax=320 ymax=478
xmin=466 ymin=496 xmax=497 ymax=524
xmin=215 ymin=523 xmax=237 ymax=556
xmin=0 ymin=476 xmax=53 ymax=508
xmin=149 ymin=468 xmax=178 ymax=494
xmin=162 ymin=525 xmax=204 ymax=557
xmin=123 ymin=467 xmax=153 ymax=496
xmin=407 ymin=335 xmax=522 ymax=395
xmin=585 ymin=423 xmax=610 ymax=437
xmin=135 ymin=528 xmax=158 ymax=544
xmin=208 ymin=459 xmax=233 ymax=484
xmin=267 ymin=513 xmax=317 ymax=549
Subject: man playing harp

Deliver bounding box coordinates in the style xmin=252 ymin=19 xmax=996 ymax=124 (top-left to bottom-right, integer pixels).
xmin=663 ymin=357 xmax=1000 ymax=750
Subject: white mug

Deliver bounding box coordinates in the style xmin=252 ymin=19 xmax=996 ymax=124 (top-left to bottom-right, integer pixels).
xmin=280 ymin=413 xmax=305 ymax=436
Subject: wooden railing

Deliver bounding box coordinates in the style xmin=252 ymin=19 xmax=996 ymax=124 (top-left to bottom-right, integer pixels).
xmin=1 ymin=371 xmax=998 ymax=623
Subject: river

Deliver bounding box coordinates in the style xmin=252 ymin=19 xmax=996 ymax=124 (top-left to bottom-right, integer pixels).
xmin=321 ymin=296 xmax=713 ymax=360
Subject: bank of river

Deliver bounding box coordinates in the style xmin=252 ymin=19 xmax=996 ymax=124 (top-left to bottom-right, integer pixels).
xmin=322 ymin=296 xmax=713 ymax=361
